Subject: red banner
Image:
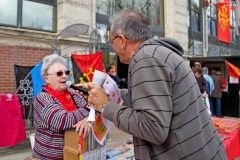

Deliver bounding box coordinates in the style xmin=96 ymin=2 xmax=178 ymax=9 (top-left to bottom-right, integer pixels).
xmin=217 ymin=0 xmax=230 ymax=43
xmin=225 ymin=61 xmax=240 ymax=78
xmin=71 ymin=52 xmax=103 ymax=83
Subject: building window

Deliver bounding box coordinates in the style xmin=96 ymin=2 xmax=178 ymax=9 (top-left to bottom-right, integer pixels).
xmin=207 ymin=3 xmax=217 ymax=36
xmin=0 ymin=0 xmax=18 ymax=26
xmin=0 ymin=0 xmax=57 ymax=32
xmin=117 ymin=0 xmax=133 ymax=11
xmin=96 ymin=0 xmax=164 ymax=70
xmin=191 ymin=0 xmax=200 ymax=32
xmin=134 ymin=0 xmax=164 ymax=30
xmin=96 ymin=0 xmax=116 ymax=16
xmin=96 ymin=0 xmax=164 ymax=30
xmin=97 ymin=23 xmax=110 ymax=43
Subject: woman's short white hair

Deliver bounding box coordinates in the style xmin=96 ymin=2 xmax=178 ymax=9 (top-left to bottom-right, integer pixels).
xmin=40 ymin=54 xmax=67 ymax=77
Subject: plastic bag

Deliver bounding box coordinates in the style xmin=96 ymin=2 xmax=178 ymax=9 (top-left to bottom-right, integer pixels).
xmin=203 ymin=92 xmax=211 ymax=116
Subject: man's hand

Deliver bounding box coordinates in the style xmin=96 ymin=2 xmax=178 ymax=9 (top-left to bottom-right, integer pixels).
xmin=74 ymin=83 xmax=89 ymax=95
xmin=87 ymin=82 xmax=110 ymax=112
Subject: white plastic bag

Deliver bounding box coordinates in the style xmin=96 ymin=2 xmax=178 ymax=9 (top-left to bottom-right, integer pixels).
xmin=202 ymin=92 xmax=211 ymax=116
xmin=205 ymin=96 xmax=211 ymax=116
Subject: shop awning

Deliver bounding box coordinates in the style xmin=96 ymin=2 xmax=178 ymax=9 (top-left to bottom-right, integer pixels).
xmin=188 ymin=56 xmax=240 ymax=62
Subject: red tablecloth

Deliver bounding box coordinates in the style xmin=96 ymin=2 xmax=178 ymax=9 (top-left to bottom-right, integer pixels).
xmin=212 ymin=117 xmax=240 ymax=160
xmin=223 ymin=128 xmax=240 ymax=160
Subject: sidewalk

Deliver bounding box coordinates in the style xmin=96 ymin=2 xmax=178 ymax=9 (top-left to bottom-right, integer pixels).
xmin=0 ymin=126 xmax=131 ymax=160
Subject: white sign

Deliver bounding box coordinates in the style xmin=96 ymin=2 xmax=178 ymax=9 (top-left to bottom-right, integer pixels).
xmin=229 ymin=76 xmax=239 ymax=84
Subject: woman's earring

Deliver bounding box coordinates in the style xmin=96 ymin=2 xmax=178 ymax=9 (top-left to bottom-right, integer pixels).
xmin=43 ymin=83 xmax=50 ymax=86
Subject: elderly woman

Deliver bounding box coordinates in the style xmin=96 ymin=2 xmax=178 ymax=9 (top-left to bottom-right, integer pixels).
xmin=33 ymin=54 xmax=90 ymax=160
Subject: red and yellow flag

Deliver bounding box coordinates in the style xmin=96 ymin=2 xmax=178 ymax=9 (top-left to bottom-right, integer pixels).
xmin=225 ymin=61 xmax=240 ymax=78
xmin=217 ymin=0 xmax=230 ymax=43
xmin=71 ymin=52 xmax=103 ymax=83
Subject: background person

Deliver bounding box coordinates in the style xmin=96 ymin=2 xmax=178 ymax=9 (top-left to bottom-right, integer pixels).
xmin=202 ymin=67 xmax=214 ymax=97
xmin=210 ymin=70 xmax=223 ymax=117
xmin=216 ymin=71 xmax=227 ymax=90
xmin=191 ymin=62 xmax=206 ymax=93
xmin=78 ymin=9 xmax=227 ymax=160
xmin=33 ymin=54 xmax=90 ymax=160
xmin=106 ymin=66 xmax=121 ymax=85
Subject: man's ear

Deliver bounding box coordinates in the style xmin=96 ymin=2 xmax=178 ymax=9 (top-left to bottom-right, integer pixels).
xmin=118 ymin=34 xmax=128 ymax=48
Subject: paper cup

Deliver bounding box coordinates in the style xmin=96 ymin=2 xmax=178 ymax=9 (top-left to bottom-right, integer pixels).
xmin=87 ymin=70 xmax=107 ymax=122
xmin=29 ymin=133 xmax=35 ymax=150
xmin=92 ymin=69 xmax=108 ymax=86
xmin=87 ymin=108 xmax=96 ymax=122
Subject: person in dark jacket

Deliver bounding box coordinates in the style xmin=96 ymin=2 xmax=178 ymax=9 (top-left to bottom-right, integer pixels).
xmin=192 ymin=62 xmax=206 ymax=93
xmin=210 ymin=70 xmax=223 ymax=117
xmin=106 ymin=66 xmax=121 ymax=85
xmin=77 ymin=9 xmax=227 ymax=160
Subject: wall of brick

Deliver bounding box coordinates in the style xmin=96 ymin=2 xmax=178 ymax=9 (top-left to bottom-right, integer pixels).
xmin=0 ymin=44 xmax=53 ymax=94
xmin=0 ymin=45 xmax=14 ymax=94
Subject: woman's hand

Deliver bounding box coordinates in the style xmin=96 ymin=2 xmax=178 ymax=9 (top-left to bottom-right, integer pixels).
xmin=72 ymin=118 xmax=91 ymax=138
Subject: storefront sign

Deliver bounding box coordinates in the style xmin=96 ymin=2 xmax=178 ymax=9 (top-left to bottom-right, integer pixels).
xmin=229 ymin=76 xmax=239 ymax=84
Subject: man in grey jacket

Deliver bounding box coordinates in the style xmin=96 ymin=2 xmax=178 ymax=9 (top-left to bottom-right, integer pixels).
xmin=79 ymin=9 xmax=227 ymax=160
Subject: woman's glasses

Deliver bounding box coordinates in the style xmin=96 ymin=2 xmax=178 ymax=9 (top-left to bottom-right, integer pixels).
xmin=48 ymin=70 xmax=70 ymax=77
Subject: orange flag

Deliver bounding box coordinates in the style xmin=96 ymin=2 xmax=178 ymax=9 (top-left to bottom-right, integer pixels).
xmin=225 ymin=61 xmax=240 ymax=78
xmin=217 ymin=0 xmax=230 ymax=43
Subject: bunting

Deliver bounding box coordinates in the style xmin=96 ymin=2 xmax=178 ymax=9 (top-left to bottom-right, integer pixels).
xmin=71 ymin=52 xmax=103 ymax=84
xmin=225 ymin=61 xmax=240 ymax=78
xmin=217 ymin=0 xmax=230 ymax=43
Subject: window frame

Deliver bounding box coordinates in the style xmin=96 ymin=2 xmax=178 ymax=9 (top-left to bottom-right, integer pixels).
xmin=207 ymin=3 xmax=217 ymax=36
xmin=190 ymin=0 xmax=201 ymax=32
xmin=96 ymin=0 xmax=165 ymax=42
xmin=0 ymin=0 xmax=57 ymax=33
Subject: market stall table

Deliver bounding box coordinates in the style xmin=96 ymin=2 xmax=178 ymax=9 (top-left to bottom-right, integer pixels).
xmin=212 ymin=117 xmax=240 ymax=160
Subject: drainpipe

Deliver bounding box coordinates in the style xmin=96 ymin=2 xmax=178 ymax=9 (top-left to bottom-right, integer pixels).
xmin=202 ymin=0 xmax=210 ymax=57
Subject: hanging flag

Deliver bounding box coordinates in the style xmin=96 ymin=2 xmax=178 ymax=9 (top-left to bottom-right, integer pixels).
xmin=71 ymin=52 xmax=103 ymax=84
xmin=217 ymin=0 xmax=230 ymax=43
xmin=30 ymin=62 xmax=44 ymax=98
xmin=14 ymin=64 xmax=34 ymax=118
xmin=225 ymin=61 xmax=240 ymax=78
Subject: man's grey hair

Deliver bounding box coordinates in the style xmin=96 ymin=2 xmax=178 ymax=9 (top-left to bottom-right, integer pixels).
xmin=202 ymin=67 xmax=209 ymax=75
xmin=41 ymin=54 xmax=66 ymax=77
xmin=109 ymin=9 xmax=152 ymax=42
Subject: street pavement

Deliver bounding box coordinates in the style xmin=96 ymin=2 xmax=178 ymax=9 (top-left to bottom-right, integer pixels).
xmin=0 ymin=126 xmax=132 ymax=160
xmin=1 ymin=119 xmax=240 ymax=160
